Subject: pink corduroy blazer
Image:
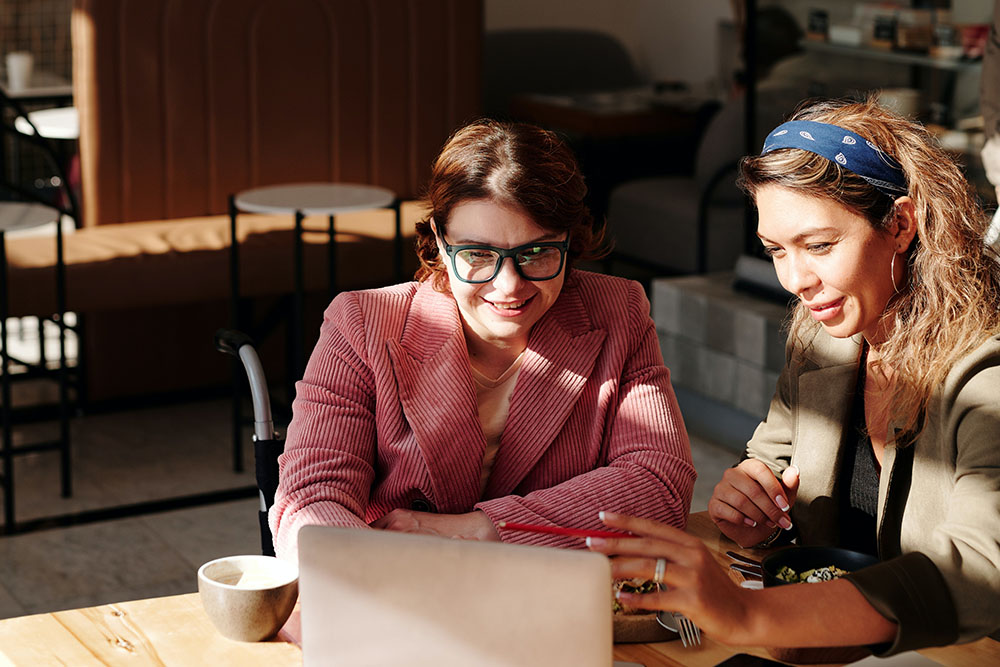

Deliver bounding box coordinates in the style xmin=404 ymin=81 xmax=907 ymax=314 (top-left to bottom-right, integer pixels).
xmin=270 ymin=270 xmax=695 ymax=559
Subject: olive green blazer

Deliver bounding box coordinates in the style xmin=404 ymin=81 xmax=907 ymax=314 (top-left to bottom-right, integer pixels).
xmin=746 ymin=327 xmax=1000 ymax=655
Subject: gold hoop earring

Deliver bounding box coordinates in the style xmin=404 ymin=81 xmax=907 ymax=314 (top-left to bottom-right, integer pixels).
xmin=890 ymin=253 xmax=901 ymax=294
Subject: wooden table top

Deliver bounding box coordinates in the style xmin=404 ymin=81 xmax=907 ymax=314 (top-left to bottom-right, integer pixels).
xmin=0 ymin=512 xmax=995 ymax=666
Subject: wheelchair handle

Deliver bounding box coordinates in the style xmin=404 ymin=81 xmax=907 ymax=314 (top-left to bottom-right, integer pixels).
xmin=215 ymin=328 xmax=254 ymax=357
xmin=215 ymin=328 xmax=274 ymax=441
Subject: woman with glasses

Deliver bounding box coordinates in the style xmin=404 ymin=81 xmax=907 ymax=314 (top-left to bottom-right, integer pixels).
xmin=588 ymin=98 xmax=1000 ymax=655
xmin=269 ymin=120 xmax=695 ymax=559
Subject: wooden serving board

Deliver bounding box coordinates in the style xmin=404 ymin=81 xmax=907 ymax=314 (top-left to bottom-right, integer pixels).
xmin=614 ymin=613 xmax=678 ymax=644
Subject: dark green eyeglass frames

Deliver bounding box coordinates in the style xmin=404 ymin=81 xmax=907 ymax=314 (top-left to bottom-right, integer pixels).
xmin=440 ymin=238 xmax=569 ymax=284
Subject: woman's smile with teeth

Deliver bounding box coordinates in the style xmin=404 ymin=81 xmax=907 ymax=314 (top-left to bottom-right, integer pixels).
xmin=490 ymin=299 xmax=527 ymax=310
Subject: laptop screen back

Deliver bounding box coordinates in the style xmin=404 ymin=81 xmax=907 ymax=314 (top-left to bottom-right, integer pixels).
xmin=298 ymin=525 xmax=613 ymax=667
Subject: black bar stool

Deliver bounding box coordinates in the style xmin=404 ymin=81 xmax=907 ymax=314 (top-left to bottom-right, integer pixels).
xmin=227 ymin=183 xmax=396 ymax=473
xmin=0 ymin=201 xmax=73 ymax=533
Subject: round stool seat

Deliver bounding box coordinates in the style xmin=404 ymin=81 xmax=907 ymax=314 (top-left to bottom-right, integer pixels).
xmin=234 ymin=183 xmax=395 ymax=216
xmin=0 ymin=202 xmax=61 ymax=234
xmin=13 ymin=107 xmax=79 ymax=140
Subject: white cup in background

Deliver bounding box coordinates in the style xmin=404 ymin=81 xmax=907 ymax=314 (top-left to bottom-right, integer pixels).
xmin=5 ymin=51 xmax=34 ymax=92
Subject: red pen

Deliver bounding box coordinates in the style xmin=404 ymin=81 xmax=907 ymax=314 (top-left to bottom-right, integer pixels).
xmin=496 ymin=521 xmax=632 ymax=539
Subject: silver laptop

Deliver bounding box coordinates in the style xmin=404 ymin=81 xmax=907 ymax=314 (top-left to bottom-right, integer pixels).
xmin=298 ymin=525 xmax=613 ymax=667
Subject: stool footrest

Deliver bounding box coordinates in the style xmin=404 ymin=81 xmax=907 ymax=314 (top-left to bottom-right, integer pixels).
xmin=1 ymin=362 xmax=80 ymax=380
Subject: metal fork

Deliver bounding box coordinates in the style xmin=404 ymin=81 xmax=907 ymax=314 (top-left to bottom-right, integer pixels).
xmin=655 ymin=584 xmax=701 ymax=647
xmin=672 ymin=611 xmax=701 ymax=647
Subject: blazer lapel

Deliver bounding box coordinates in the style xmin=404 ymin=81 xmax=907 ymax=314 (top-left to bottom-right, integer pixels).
xmin=483 ymin=283 xmax=606 ymax=498
xmin=387 ymin=284 xmax=484 ymax=512
xmin=793 ymin=334 xmax=862 ymax=545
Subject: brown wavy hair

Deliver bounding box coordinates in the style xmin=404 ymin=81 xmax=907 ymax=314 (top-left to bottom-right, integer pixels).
xmin=414 ymin=119 xmax=608 ymax=291
xmin=739 ymin=97 xmax=1000 ymax=439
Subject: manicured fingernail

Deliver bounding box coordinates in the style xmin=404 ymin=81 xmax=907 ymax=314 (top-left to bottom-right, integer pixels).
xmin=614 ymin=589 xmax=623 ymax=600
xmin=585 ymin=537 xmax=592 ymax=547
xmin=587 ymin=537 xmax=606 ymax=548
xmin=775 ymin=495 xmax=789 ymax=512
xmin=598 ymin=511 xmax=606 ymax=521
xmin=779 ymin=517 xmax=793 ymax=530
xmin=744 ymin=517 xmax=757 ymax=527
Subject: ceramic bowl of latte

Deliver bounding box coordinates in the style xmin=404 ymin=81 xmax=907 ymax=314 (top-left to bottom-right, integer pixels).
xmin=198 ymin=554 xmax=298 ymax=642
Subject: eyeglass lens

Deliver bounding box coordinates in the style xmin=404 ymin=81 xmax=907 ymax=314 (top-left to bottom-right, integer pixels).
xmin=454 ymin=246 xmax=563 ymax=282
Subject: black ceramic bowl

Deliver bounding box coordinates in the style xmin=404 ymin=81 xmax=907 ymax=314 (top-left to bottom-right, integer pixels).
xmin=760 ymin=547 xmax=880 ymax=664
xmin=761 ymin=546 xmax=879 ymax=588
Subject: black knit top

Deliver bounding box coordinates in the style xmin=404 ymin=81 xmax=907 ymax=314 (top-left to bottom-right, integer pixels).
xmin=839 ymin=352 xmax=881 ymax=557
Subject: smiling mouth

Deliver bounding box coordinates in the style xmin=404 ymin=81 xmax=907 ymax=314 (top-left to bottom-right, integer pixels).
xmin=489 ymin=299 xmax=528 ymax=310
xmin=808 ymin=298 xmax=843 ymax=312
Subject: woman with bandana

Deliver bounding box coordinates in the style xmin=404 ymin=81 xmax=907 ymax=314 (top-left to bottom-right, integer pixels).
xmin=588 ymin=97 xmax=1000 ymax=655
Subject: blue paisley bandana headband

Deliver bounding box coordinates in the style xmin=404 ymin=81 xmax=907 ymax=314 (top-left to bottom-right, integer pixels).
xmin=761 ymin=120 xmax=908 ymax=198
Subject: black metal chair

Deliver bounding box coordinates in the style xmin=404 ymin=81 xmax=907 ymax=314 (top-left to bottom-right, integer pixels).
xmin=0 ymin=88 xmax=80 ymax=225
xmin=214 ymin=328 xmax=284 ymax=556
xmin=0 ymin=88 xmax=80 ymax=532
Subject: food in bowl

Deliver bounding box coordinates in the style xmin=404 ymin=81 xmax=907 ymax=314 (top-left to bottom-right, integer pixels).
xmin=612 ymin=578 xmax=658 ymax=614
xmin=775 ymin=564 xmax=849 ymax=583
xmin=611 ymin=579 xmax=676 ymax=643
xmin=760 ymin=547 xmax=879 ymax=664
xmin=762 ymin=546 xmax=878 ymax=589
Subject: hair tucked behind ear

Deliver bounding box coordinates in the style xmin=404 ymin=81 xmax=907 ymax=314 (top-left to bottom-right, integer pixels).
xmin=740 ymin=97 xmax=1000 ymax=439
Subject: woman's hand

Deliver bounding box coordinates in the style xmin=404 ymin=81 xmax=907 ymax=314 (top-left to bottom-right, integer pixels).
xmin=708 ymin=461 xmax=799 ymax=547
xmin=591 ymin=512 xmax=899 ymax=649
xmin=587 ymin=512 xmax=756 ymax=644
xmin=370 ymin=509 xmax=500 ymax=541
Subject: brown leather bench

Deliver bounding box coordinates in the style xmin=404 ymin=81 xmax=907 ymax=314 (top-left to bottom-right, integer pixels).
xmin=6 ymin=206 xmax=426 ymax=316
xmin=6 ymin=0 xmax=481 ymax=401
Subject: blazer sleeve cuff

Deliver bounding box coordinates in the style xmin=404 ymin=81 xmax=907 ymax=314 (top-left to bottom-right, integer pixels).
xmin=844 ymin=551 xmax=958 ymax=656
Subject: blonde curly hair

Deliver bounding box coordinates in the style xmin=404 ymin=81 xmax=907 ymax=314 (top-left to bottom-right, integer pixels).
xmin=739 ymin=97 xmax=1000 ymax=438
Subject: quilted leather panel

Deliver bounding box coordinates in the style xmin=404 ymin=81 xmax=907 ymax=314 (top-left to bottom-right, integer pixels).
xmin=6 ymin=201 xmax=427 ymax=315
